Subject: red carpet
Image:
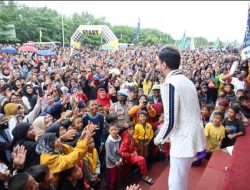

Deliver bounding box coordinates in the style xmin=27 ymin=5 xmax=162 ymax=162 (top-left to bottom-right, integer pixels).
xmin=195 ymin=151 xmax=231 ymax=190
xmin=222 ymin=120 xmax=250 ymax=190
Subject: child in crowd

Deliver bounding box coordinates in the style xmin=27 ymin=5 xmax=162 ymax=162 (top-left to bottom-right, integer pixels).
xmin=222 ymin=83 xmax=237 ymax=103
xmin=238 ymin=96 xmax=250 ymax=118
xmin=67 ymin=117 xmax=84 ymax=146
xmin=57 ymin=164 xmax=85 ymax=190
xmin=133 ymin=110 xmax=154 ymax=161
xmin=105 ymin=124 xmax=122 ymax=190
xmin=209 ymin=98 xmax=229 ymax=122
xmin=83 ymin=137 xmax=100 ymax=190
xmin=201 ymin=105 xmax=211 ymax=127
xmin=27 ymin=165 xmax=55 ymax=190
xmin=221 ymin=106 xmax=245 ymax=148
xmin=119 ymin=122 xmax=154 ymax=185
xmin=204 ymin=112 xmax=225 ymax=153
xmin=82 ymin=100 xmax=105 ymax=154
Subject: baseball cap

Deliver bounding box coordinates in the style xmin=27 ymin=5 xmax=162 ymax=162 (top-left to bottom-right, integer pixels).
xmin=117 ymin=89 xmax=129 ymax=97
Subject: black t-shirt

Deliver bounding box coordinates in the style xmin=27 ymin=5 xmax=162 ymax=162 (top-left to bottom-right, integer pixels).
xmin=221 ymin=118 xmax=245 ymax=148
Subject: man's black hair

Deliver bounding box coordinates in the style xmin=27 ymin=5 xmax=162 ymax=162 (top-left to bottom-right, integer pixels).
xmin=229 ymin=106 xmax=240 ymax=114
xmin=158 ymin=47 xmax=181 ymax=70
xmin=238 ymin=96 xmax=249 ymax=103
xmin=225 ymin=83 xmax=234 ymax=90
xmin=27 ymin=165 xmax=49 ymax=183
xmin=0 ymin=84 xmax=10 ymax=92
xmin=8 ymin=172 xmax=30 ymax=190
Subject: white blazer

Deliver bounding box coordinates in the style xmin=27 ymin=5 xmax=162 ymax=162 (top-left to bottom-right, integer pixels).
xmin=155 ymin=70 xmax=205 ymax=158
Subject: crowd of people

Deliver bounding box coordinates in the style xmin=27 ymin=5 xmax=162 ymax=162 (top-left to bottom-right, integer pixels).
xmin=0 ymin=43 xmax=249 ymax=190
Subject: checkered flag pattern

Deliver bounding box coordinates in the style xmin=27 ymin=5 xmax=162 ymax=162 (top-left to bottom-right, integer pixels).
xmin=72 ymin=30 xmax=83 ymax=42
xmin=101 ymin=26 xmax=118 ymax=42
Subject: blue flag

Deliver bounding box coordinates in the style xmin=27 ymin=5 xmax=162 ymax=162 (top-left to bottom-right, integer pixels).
xmin=133 ymin=18 xmax=140 ymax=44
xmin=242 ymin=7 xmax=250 ymax=58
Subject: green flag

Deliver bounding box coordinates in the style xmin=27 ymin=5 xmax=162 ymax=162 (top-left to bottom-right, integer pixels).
xmin=179 ymin=32 xmax=186 ymax=50
xmin=223 ymin=40 xmax=229 ymax=50
xmin=214 ymin=37 xmax=220 ymax=49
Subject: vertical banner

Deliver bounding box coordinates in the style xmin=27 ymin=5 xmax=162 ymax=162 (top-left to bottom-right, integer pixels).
xmin=133 ymin=18 xmax=140 ymax=45
xmin=242 ymin=6 xmax=250 ymax=59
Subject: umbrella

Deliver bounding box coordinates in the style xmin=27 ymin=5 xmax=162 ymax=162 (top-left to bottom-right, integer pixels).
xmin=18 ymin=46 xmax=38 ymax=52
xmin=0 ymin=47 xmax=17 ymax=54
xmin=37 ymin=50 xmax=56 ymax=56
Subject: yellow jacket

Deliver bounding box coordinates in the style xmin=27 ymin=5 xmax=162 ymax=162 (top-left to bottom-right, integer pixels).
xmin=133 ymin=122 xmax=154 ymax=143
xmin=128 ymin=105 xmax=156 ymax=124
xmin=40 ymin=140 xmax=88 ymax=184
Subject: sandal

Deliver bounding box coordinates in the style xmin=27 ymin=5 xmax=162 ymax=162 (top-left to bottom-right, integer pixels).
xmin=142 ymin=176 xmax=155 ymax=185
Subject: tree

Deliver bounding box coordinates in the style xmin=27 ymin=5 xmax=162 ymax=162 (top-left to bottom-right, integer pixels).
xmin=0 ymin=1 xmax=224 ymax=47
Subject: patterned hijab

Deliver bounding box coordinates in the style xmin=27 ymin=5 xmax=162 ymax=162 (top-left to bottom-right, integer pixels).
xmin=36 ymin=133 xmax=58 ymax=154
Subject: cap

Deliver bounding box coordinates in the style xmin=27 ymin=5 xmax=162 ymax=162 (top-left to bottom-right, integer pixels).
xmin=152 ymin=84 xmax=161 ymax=90
xmin=218 ymin=98 xmax=229 ymax=106
xmin=117 ymin=89 xmax=129 ymax=97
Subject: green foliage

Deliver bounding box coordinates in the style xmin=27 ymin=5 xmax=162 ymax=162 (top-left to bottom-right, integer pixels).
xmin=0 ymin=1 xmax=225 ymax=47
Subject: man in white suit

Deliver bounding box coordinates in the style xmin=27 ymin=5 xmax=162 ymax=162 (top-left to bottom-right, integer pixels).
xmin=154 ymin=47 xmax=205 ymax=190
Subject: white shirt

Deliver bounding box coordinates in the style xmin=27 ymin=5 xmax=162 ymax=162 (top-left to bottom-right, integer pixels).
xmin=231 ymin=77 xmax=245 ymax=93
xmin=154 ymin=70 xmax=205 ymax=157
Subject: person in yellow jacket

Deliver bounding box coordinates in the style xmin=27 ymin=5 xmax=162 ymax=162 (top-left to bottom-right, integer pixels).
xmin=36 ymin=124 xmax=96 ymax=185
xmin=82 ymin=137 xmax=100 ymax=189
xmin=128 ymin=94 xmax=156 ymax=125
xmin=133 ymin=110 xmax=154 ymax=160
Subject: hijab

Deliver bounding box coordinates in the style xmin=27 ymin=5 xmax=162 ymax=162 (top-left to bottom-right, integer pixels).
xmin=36 ymin=133 xmax=58 ymax=154
xmin=12 ymin=122 xmax=40 ymax=170
xmin=4 ymin=103 xmax=20 ymax=118
xmin=45 ymin=123 xmax=61 ymax=137
xmin=96 ymin=88 xmax=111 ymax=107
xmin=33 ymin=116 xmax=46 ymax=141
xmin=11 ymin=122 xmax=30 ymax=145
xmin=22 ymin=84 xmax=37 ymax=111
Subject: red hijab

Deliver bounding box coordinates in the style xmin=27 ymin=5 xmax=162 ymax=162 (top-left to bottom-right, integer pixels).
xmin=97 ymin=88 xmax=111 ymax=107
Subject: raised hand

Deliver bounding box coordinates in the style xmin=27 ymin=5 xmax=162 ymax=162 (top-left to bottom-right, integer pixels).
xmin=81 ymin=122 xmax=96 ymax=142
xmin=12 ymin=145 xmax=27 ymax=169
xmin=60 ymin=129 xmax=76 ymax=141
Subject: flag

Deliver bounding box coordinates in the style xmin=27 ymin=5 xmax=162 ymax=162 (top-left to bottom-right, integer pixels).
xmin=190 ymin=36 xmax=195 ymax=50
xmin=214 ymin=37 xmax=220 ymax=49
xmin=39 ymin=30 xmax=42 ymax=42
xmin=133 ymin=18 xmax=140 ymax=44
xmin=242 ymin=6 xmax=250 ymax=59
xmin=223 ymin=40 xmax=229 ymax=50
xmin=179 ymin=32 xmax=186 ymax=50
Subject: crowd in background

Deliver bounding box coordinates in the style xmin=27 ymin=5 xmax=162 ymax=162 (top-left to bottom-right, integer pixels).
xmin=0 ymin=43 xmax=249 ymax=190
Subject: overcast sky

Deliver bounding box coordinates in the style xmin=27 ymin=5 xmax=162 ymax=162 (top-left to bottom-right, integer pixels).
xmin=18 ymin=1 xmax=248 ymax=42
